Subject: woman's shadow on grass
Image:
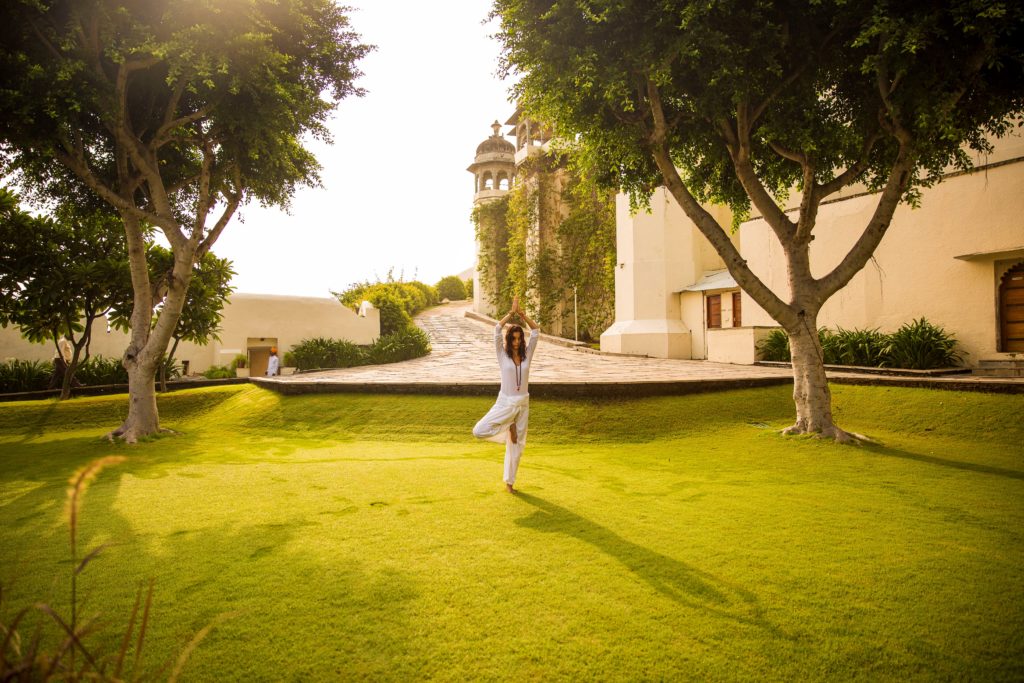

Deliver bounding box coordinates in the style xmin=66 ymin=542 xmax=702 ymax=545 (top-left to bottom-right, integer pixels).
xmin=513 ymin=492 xmax=785 ymax=635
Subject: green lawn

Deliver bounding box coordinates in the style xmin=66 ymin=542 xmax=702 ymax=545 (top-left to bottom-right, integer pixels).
xmin=1 ymin=385 xmax=1022 ymax=681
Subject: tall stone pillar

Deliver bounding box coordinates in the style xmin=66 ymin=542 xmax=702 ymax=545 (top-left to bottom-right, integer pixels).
xmin=600 ymin=189 xmax=733 ymax=358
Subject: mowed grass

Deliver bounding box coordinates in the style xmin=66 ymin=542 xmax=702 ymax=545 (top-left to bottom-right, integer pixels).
xmin=0 ymin=384 xmax=1021 ymax=681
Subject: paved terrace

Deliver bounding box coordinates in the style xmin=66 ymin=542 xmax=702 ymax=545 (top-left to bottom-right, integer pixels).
xmin=254 ymin=302 xmax=1024 ymax=398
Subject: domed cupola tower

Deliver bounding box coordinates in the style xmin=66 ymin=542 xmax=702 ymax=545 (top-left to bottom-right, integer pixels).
xmin=467 ymin=121 xmax=515 ymax=204
xmin=468 ymin=121 xmax=515 ymax=316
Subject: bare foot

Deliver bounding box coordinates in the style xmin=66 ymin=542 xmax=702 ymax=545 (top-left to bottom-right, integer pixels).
xmin=505 ymin=483 xmax=516 ymax=494
xmin=510 ymin=423 xmax=518 ymax=444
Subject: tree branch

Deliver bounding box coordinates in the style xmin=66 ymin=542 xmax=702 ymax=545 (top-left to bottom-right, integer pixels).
xmin=716 ymin=116 xmax=797 ymax=243
xmin=875 ymin=54 xmax=912 ymax=146
xmin=645 ymin=79 xmax=795 ymax=326
xmin=53 ymin=145 xmax=148 ymax=222
xmin=767 ymin=140 xmax=807 ymax=165
xmin=816 ymin=148 xmax=916 ymax=300
xmin=109 ymin=61 xmax=187 ymax=251
xmin=197 ymin=166 xmax=243 ymax=258
xmin=191 ymin=139 xmax=215 ymax=236
xmin=152 ymin=106 xmax=211 ymax=150
xmin=817 ymin=132 xmax=882 ymax=198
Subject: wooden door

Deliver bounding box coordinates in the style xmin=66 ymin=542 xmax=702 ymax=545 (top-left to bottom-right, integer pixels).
xmin=732 ymin=291 xmax=742 ymax=327
xmin=249 ymin=347 xmax=270 ymax=376
xmin=1000 ymin=263 xmax=1024 ymax=352
xmin=707 ymin=294 xmax=722 ymax=328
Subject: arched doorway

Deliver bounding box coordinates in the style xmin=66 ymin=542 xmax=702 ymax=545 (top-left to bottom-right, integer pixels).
xmin=999 ymin=262 xmax=1024 ymax=352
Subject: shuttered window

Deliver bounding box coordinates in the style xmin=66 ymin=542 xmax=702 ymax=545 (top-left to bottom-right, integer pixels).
xmin=707 ymin=294 xmax=722 ymax=329
xmin=732 ymin=291 xmax=742 ymax=327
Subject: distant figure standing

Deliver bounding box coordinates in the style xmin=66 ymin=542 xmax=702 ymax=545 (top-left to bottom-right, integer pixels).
xmin=266 ymin=347 xmax=280 ymax=376
xmin=472 ymin=295 xmax=540 ymax=493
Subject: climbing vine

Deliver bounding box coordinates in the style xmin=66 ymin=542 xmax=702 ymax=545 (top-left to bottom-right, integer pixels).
xmin=472 ymin=149 xmax=616 ymax=341
xmin=471 ymin=196 xmax=510 ymax=312
xmin=556 ymin=172 xmax=616 ymax=340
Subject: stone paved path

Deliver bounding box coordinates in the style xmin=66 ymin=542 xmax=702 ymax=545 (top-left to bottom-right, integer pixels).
xmin=260 ymin=302 xmax=794 ymax=395
xmin=255 ymin=302 xmax=1023 ymax=396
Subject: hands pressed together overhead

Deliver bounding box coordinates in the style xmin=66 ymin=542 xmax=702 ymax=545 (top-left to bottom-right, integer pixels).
xmin=505 ymin=294 xmax=538 ymax=331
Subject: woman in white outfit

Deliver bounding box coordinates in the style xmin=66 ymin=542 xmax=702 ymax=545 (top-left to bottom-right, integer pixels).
xmin=472 ymin=295 xmax=540 ymax=493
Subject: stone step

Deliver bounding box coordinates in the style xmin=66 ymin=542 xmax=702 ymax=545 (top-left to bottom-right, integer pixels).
xmin=978 ymin=358 xmax=1024 ymax=369
xmin=974 ymin=367 xmax=1024 ymax=377
xmin=975 ymin=358 xmax=1024 ymax=377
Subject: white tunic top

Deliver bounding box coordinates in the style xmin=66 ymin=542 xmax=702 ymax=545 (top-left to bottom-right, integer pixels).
xmin=266 ymin=354 xmax=280 ymax=376
xmin=495 ymin=324 xmax=539 ymax=397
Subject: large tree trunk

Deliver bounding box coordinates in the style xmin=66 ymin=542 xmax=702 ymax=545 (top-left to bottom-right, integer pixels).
xmin=783 ymin=317 xmax=858 ymax=442
xmin=122 ymin=355 xmax=161 ymax=440
xmin=110 ymin=214 xmax=196 ymax=442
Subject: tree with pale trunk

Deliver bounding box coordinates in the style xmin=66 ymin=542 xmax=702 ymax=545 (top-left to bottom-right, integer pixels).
xmin=0 ymin=0 xmax=371 ymax=441
xmin=0 ymin=188 xmax=132 ymax=400
xmin=108 ymin=245 xmax=235 ymax=393
xmin=492 ymin=0 xmax=1024 ymax=440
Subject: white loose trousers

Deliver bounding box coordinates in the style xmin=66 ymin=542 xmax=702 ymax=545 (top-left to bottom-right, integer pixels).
xmin=472 ymin=391 xmax=530 ymax=485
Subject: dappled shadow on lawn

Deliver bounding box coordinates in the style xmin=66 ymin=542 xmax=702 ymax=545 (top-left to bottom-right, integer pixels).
xmin=4 ymin=399 xmax=60 ymax=444
xmin=862 ymin=443 xmax=1024 ymax=481
xmin=1 ymin=464 xmax=423 ymax=680
xmin=513 ymin=493 xmax=784 ymax=636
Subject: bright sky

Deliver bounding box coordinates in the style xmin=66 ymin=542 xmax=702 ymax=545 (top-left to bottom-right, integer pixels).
xmin=213 ymin=0 xmax=513 ymax=298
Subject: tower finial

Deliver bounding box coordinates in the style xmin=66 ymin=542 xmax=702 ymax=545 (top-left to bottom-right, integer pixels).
xmin=491 ymin=120 xmax=501 ymax=137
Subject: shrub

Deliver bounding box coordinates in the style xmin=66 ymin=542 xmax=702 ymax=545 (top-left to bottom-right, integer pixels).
xmin=436 ymin=275 xmax=467 ymax=301
xmin=368 ymin=289 xmax=414 ymax=336
xmin=882 ymin=318 xmax=964 ymax=369
xmin=757 ymin=319 xmax=963 ymax=369
xmin=335 ymin=278 xmax=438 ymax=335
xmin=231 ymin=353 xmax=248 ymax=370
xmin=288 ymin=337 xmax=367 ymax=371
xmin=76 ymin=355 xmax=129 ymax=385
xmin=282 ymin=351 xmax=297 ymax=367
xmin=160 ymin=356 xmax=183 ymax=381
xmin=827 ymin=327 xmax=889 ymax=366
xmin=465 ymin=278 xmax=474 ymax=298
xmin=203 ymin=364 xmax=234 ymax=379
xmin=0 ymin=359 xmax=52 ymax=393
xmin=817 ymin=328 xmax=839 ymax=364
xmin=366 ymin=325 xmax=432 ymax=364
xmin=407 ymin=280 xmax=439 ymax=308
xmin=756 ymin=329 xmax=790 ymax=362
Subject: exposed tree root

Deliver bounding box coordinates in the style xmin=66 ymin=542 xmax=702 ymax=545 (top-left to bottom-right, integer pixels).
xmin=104 ymin=424 xmax=127 ymax=443
xmin=103 ymin=424 xmax=174 ymax=444
xmin=781 ymin=422 xmax=874 ymax=444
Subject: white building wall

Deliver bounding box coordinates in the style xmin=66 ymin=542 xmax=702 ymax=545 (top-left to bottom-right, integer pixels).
xmin=601 ymin=189 xmax=734 ymax=358
xmin=740 ymin=142 xmax=1024 ymax=365
xmin=0 ymin=293 xmax=380 ymax=374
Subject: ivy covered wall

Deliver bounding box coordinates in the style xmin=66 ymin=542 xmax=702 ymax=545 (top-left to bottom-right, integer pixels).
xmin=472 ymin=150 xmax=615 ymax=342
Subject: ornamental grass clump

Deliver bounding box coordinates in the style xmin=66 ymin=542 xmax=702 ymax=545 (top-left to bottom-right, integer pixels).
xmin=827 ymin=327 xmax=889 ymax=367
xmin=882 ymin=318 xmax=964 ymax=369
xmin=366 ymin=326 xmax=432 ymax=364
xmin=288 ymin=336 xmax=367 ymax=370
xmin=75 ymin=355 xmax=130 ymax=386
xmin=289 ymin=327 xmax=432 ymax=370
xmin=0 ymin=358 xmax=51 ymax=392
xmin=0 ymin=456 xmax=225 ymax=681
xmin=757 ymin=319 xmax=962 ymax=369
xmin=756 ymin=329 xmax=791 ymax=362
xmin=202 ymin=364 xmax=234 ymax=379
